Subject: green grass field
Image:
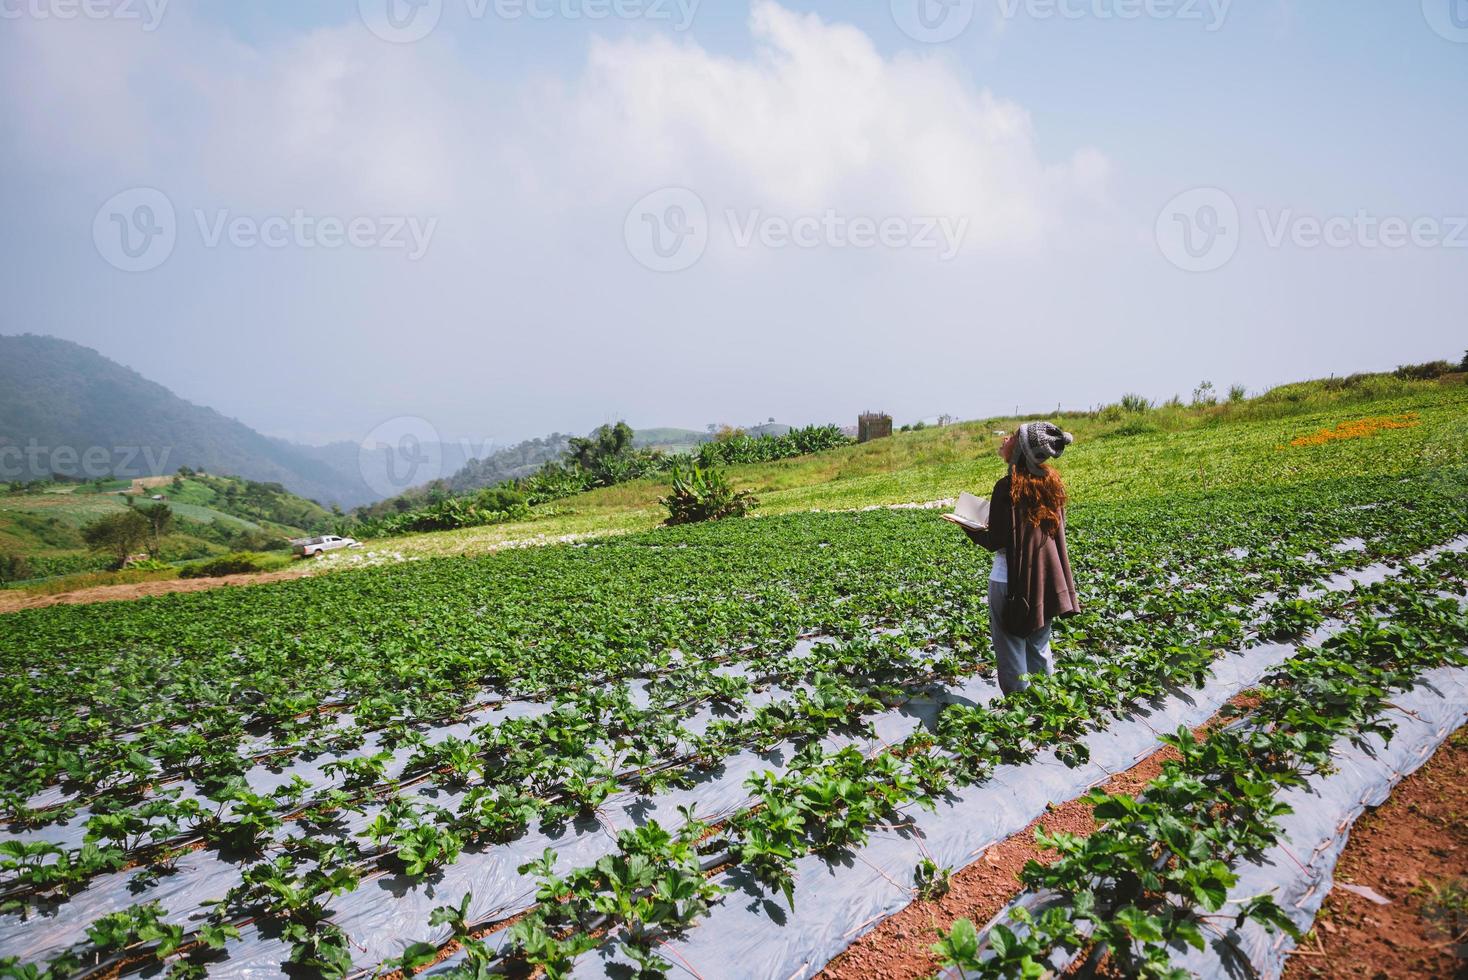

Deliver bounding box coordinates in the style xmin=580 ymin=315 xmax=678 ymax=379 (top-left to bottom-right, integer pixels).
xmin=370 ymin=376 xmax=1467 ymax=559
xmin=0 ymin=474 xmax=331 ymax=587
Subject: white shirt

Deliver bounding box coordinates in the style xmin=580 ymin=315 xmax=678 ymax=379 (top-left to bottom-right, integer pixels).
xmin=990 ymin=548 xmax=1008 ymax=584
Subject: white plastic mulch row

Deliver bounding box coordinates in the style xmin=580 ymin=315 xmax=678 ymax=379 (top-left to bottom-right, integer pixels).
xmin=5 ymin=542 xmax=1455 ymax=976
xmin=1171 ymin=661 xmax=1468 ymax=979
xmin=0 ymin=648 xmax=1000 ymax=973
xmin=204 ymin=669 xmax=1020 ymax=977
xmin=572 ymin=637 xmax=1312 ymax=980
xmin=435 ymin=544 xmax=1468 ymax=979
xmin=945 ymin=663 xmax=1468 ymax=980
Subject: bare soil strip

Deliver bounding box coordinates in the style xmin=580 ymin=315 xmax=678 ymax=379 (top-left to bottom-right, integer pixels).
xmin=1281 ymin=727 xmax=1468 ymax=980
xmin=0 ymin=569 xmax=312 ymax=613
xmin=820 ymin=694 xmax=1259 ymax=979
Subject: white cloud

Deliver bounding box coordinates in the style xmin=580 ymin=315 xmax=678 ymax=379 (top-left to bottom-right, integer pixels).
xmin=3 ymin=2 xmax=1111 ymax=244
xmin=550 ymin=1 xmax=1111 ymax=248
xmin=0 ymin=2 xmax=1129 ymax=441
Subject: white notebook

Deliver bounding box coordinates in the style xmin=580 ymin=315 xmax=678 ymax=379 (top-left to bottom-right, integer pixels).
xmin=949 ymin=492 xmax=991 ymax=530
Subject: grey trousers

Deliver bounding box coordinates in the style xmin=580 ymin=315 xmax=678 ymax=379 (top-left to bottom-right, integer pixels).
xmin=988 ymin=579 xmax=1054 ymax=695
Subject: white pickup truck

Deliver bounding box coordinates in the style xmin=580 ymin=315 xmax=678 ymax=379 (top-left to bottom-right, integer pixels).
xmin=292 ymin=534 xmax=362 ymax=558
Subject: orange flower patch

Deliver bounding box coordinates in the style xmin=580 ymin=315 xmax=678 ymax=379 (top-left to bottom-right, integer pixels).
xmin=1285 ymin=413 xmax=1420 ymax=448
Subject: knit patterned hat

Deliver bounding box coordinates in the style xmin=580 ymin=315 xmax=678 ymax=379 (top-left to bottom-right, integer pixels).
xmin=1016 ymin=421 xmax=1074 ymax=476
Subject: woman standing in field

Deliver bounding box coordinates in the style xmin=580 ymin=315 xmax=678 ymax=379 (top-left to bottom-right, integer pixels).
xmin=944 ymin=422 xmax=1080 ymax=695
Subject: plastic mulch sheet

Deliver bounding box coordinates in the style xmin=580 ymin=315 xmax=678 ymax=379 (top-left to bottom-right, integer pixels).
xmin=1169 ymin=662 xmax=1468 ymax=980
xmin=945 ymin=662 xmax=1468 ymax=980
xmin=10 ymin=543 xmax=1456 ymax=976
xmin=573 ymin=640 xmax=1310 ymax=979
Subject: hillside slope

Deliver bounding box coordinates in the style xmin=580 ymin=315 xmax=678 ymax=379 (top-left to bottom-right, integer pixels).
xmin=0 ymin=472 xmax=334 ymax=579
xmin=0 ymin=335 xmax=382 ymax=506
xmin=359 ymin=373 xmax=1467 ymax=558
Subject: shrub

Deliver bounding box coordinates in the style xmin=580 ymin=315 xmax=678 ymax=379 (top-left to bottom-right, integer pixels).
xmin=711 ymin=425 xmax=748 ymax=442
xmin=660 ymin=464 xmax=757 ymax=526
xmin=1103 ymin=418 xmax=1159 ymax=439
xmin=1394 ymin=360 xmax=1455 ymax=381
xmin=695 ymin=424 xmax=850 ymax=467
xmin=354 ymin=487 xmax=533 ymax=536
xmin=0 ymin=553 xmax=32 ymax=584
xmin=1460 ymin=350 xmax=1467 ymax=372
xmin=230 ymin=528 xmax=289 ymax=552
xmin=1228 ymin=384 xmax=1247 ymax=403
xmin=81 ymin=510 xmax=151 ymax=569
xmin=1261 ymin=373 xmax=1410 ymax=404
xmin=179 ymin=552 xmax=268 ymax=579
xmin=1191 ymin=381 xmax=1217 ymax=407
xmin=160 ymin=539 xmax=214 ymax=561
xmin=1118 ymin=393 xmax=1150 ymax=414
xmin=23 ymin=553 xmax=112 ymax=579
xmin=1320 ymin=372 xmax=1372 ymax=392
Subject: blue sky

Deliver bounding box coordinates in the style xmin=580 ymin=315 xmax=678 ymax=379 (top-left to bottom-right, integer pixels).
xmin=2 ymin=1 xmax=1464 ymax=447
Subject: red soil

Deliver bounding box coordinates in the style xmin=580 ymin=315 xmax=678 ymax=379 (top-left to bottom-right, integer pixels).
xmin=0 ymin=568 xmax=312 ymax=613
xmin=820 ymin=695 xmax=1261 ymax=980
xmin=1281 ymin=728 xmax=1468 ymax=980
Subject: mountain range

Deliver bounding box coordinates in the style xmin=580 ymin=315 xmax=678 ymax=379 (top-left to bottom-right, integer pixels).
xmin=0 ymin=335 xmax=484 ymax=508
xmin=0 ymin=335 xmax=728 ymax=508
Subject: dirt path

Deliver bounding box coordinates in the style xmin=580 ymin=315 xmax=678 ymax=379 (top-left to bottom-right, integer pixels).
xmin=820 ymin=693 xmax=1260 ymax=979
xmin=1282 ymin=728 xmax=1468 ymax=980
xmin=0 ymin=568 xmax=313 ymax=613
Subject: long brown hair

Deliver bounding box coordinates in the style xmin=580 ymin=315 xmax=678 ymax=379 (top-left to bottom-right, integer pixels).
xmin=1001 ymin=437 xmax=1067 ymax=536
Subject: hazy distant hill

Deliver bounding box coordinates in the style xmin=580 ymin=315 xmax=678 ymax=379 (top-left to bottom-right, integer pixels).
xmin=632 ymin=427 xmax=710 ymax=450
xmin=0 ymin=334 xmax=380 ymax=507
xmin=0 ymin=335 xmax=790 ymax=511
xmin=443 ymin=426 xmax=735 ymax=495
xmin=353 ymin=427 xmax=726 ymax=518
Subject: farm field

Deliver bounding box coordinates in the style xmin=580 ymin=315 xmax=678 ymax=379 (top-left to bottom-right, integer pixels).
xmin=0 ymin=387 xmax=1466 ymax=978
xmin=364 ymin=381 xmax=1467 ymax=560
xmin=0 ymin=474 xmax=332 ymax=595
xmin=9 ymin=1 xmax=1465 ymax=976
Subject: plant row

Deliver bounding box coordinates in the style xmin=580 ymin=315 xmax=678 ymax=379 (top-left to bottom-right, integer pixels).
xmin=4 ymin=471 xmax=1450 ymax=824
xmin=934 ymin=551 xmax=1468 ymax=978
xmin=0 ymin=470 xmax=1463 ymax=976
xmin=362 ymin=542 xmax=1466 ymax=976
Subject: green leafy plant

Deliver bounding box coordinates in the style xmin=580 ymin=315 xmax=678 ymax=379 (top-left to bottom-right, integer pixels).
xmin=914 ymin=857 xmax=951 ymax=901
xmin=660 ymin=463 xmax=757 ymax=525
xmin=179 ymin=552 xmax=269 ymax=579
